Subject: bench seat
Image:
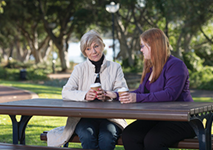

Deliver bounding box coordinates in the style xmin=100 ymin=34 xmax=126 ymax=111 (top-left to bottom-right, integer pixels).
xmin=0 ymin=142 xmax=89 ymax=150
xmin=40 ymin=131 xmax=213 ymax=149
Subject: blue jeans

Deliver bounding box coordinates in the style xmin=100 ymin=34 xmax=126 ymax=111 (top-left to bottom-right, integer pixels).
xmin=75 ymin=118 xmax=121 ymax=150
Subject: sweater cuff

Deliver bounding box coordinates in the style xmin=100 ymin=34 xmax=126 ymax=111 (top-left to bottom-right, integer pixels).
xmin=113 ymin=92 xmax=119 ymax=101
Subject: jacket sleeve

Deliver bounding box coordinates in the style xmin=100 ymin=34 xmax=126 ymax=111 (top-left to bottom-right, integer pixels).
xmin=113 ymin=64 xmax=128 ymax=91
xmin=134 ymin=61 xmax=188 ymax=102
xmin=62 ymin=66 xmax=87 ymax=101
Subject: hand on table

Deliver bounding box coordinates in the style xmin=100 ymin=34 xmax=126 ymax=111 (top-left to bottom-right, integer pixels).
xmin=105 ymin=91 xmax=117 ymax=99
xmin=119 ymin=92 xmax=136 ymax=103
xmin=96 ymin=88 xmax=106 ymax=100
xmin=85 ymin=88 xmax=105 ymax=101
xmin=85 ymin=89 xmax=96 ymax=101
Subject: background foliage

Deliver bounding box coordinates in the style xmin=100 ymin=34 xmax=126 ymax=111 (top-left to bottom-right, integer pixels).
xmin=0 ymin=0 xmax=212 ymax=72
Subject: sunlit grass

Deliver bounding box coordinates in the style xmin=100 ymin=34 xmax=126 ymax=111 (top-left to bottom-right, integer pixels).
xmin=193 ymin=97 xmax=213 ymax=102
xmin=0 ymin=79 xmax=211 ymax=149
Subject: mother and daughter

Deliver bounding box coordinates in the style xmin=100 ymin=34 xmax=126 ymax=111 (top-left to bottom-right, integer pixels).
xmin=47 ymin=28 xmax=196 ymax=150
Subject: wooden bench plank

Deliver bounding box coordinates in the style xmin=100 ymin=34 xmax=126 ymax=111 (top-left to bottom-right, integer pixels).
xmin=0 ymin=142 xmax=91 ymax=150
xmin=40 ymin=131 xmax=213 ymax=149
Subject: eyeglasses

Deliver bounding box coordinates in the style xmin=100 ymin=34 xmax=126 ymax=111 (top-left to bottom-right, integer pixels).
xmin=140 ymin=44 xmax=145 ymax=49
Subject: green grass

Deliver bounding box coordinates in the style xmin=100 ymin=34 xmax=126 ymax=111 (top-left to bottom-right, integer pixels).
xmin=193 ymin=97 xmax=213 ymax=102
xmin=0 ymin=79 xmax=213 ymax=150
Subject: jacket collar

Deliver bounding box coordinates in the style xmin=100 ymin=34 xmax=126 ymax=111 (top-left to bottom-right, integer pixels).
xmin=86 ymin=55 xmax=107 ymax=73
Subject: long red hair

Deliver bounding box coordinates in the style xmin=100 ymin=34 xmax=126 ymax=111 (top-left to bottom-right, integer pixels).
xmin=140 ymin=28 xmax=171 ymax=84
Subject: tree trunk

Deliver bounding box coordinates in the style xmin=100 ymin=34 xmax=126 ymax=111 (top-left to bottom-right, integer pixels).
xmin=175 ymin=31 xmax=184 ymax=60
xmin=183 ymin=33 xmax=193 ymax=53
xmin=115 ymin=17 xmax=135 ymax=66
xmin=58 ymin=46 xmax=70 ymax=72
xmin=1 ymin=48 xmax=8 ymax=62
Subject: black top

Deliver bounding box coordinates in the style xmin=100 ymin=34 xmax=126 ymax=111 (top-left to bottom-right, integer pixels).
xmin=144 ymin=80 xmax=150 ymax=93
xmin=89 ymin=55 xmax=104 ymax=83
xmin=144 ymin=86 xmax=150 ymax=93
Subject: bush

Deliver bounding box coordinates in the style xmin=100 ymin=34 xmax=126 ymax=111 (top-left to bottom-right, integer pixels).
xmin=189 ymin=66 xmax=213 ymax=90
xmin=122 ymin=55 xmax=143 ymax=73
xmin=183 ymin=52 xmax=204 ymax=72
xmin=183 ymin=52 xmax=213 ymax=90
xmin=0 ymin=67 xmax=20 ymax=80
xmin=26 ymin=68 xmax=49 ymax=80
xmin=0 ymin=66 xmax=49 ymax=81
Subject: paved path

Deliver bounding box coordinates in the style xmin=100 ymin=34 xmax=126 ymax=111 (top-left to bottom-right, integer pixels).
xmin=190 ymin=89 xmax=213 ymax=98
xmin=0 ymin=86 xmax=38 ymax=103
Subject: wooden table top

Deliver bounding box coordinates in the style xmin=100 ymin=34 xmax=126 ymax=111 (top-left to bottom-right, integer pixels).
xmin=0 ymin=98 xmax=213 ymax=121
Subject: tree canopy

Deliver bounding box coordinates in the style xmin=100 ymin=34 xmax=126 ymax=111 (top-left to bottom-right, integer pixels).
xmin=0 ymin=0 xmax=212 ymax=72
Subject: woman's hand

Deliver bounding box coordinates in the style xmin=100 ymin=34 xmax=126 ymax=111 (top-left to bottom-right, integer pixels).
xmin=85 ymin=88 xmax=106 ymax=101
xmin=119 ymin=93 xmax=137 ymax=103
xmin=96 ymin=88 xmax=106 ymax=100
xmin=105 ymin=91 xmax=117 ymax=99
xmin=85 ymin=89 xmax=97 ymax=101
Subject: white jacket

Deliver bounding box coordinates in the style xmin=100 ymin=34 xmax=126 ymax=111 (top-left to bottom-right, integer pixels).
xmin=47 ymin=57 xmax=128 ymax=147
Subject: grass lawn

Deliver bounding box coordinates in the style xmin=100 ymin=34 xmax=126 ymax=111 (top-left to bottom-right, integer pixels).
xmin=1 ymin=80 xmax=212 ymax=150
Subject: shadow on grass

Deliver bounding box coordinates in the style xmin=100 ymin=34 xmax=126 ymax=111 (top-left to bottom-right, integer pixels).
xmin=27 ymin=124 xmax=61 ymax=129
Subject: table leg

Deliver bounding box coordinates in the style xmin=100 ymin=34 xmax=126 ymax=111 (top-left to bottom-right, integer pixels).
xmin=190 ymin=112 xmax=213 ymax=150
xmin=190 ymin=119 xmax=206 ymax=149
xmin=205 ymin=113 xmax=213 ymax=150
xmin=9 ymin=115 xmax=32 ymax=145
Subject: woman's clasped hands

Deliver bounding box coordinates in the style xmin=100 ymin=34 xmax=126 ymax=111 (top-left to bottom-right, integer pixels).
xmin=85 ymin=88 xmax=106 ymax=101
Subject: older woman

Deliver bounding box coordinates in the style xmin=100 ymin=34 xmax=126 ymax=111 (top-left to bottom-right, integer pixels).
xmin=47 ymin=30 xmax=128 ymax=150
xmin=107 ymin=28 xmax=196 ymax=150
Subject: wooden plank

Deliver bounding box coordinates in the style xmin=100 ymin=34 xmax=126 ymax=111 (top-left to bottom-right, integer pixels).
xmin=1 ymin=99 xmax=213 ymax=121
xmin=0 ymin=98 xmax=199 ymax=112
xmin=1 ymin=99 xmax=212 ymax=110
xmin=41 ymin=132 xmax=213 ymax=149
xmin=0 ymin=105 xmax=190 ymax=121
xmin=0 ymin=142 xmax=89 ymax=150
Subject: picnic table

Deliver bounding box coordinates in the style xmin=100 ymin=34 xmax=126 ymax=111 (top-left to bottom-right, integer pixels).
xmin=0 ymin=98 xmax=213 ymax=149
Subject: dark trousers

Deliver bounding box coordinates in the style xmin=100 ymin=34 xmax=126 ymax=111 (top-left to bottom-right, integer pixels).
xmin=122 ymin=120 xmax=196 ymax=150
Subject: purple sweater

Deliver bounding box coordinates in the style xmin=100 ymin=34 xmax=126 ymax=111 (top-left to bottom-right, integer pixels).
xmin=132 ymin=55 xmax=193 ymax=103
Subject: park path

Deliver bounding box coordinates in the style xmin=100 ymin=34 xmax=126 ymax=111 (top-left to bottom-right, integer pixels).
xmin=0 ymin=73 xmax=213 ymax=103
xmin=0 ymin=86 xmax=38 ymax=103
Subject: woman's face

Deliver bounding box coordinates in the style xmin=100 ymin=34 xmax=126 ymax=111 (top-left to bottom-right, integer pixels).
xmin=85 ymin=42 xmax=103 ymax=62
xmin=140 ymin=39 xmax=151 ymax=59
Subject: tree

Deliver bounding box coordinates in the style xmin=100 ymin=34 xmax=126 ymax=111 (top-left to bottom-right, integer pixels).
xmin=38 ymin=0 xmax=96 ymax=72
xmin=146 ymin=0 xmax=213 ymax=60
xmin=0 ymin=0 xmax=6 ymax=13
xmin=1 ymin=0 xmax=51 ymax=64
xmin=112 ymin=0 xmax=213 ymax=67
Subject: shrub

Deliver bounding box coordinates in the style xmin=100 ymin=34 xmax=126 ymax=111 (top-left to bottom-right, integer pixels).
xmin=189 ymin=66 xmax=213 ymax=90
xmin=122 ymin=55 xmax=143 ymax=73
xmin=0 ymin=67 xmax=20 ymax=80
xmin=0 ymin=67 xmax=49 ymax=81
xmin=183 ymin=52 xmax=204 ymax=72
xmin=26 ymin=68 xmax=49 ymax=80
